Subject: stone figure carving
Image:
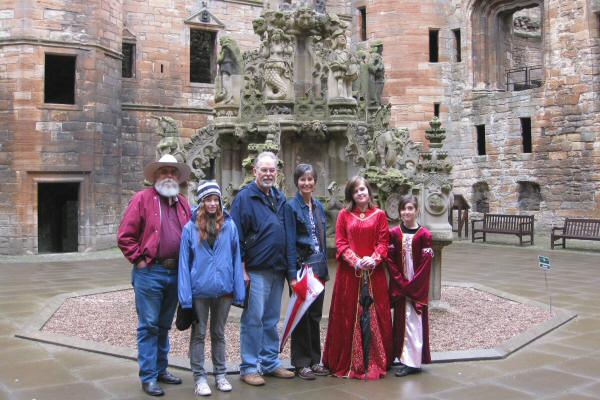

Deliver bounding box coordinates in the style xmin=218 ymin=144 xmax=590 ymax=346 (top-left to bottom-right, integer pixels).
xmin=200 ymin=1 xmax=210 ymax=23
xmin=374 ymin=128 xmax=404 ymax=169
xmin=345 ymin=122 xmax=370 ymax=166
xmin=262 ymin=28 xmax=294 ymax=100
xmin=215 ymin=36 xmax=243 ymax=105
xmin=325 ymin=181 xmax=344 ymax=236
xmin=153 ymin=116 xmax=185 ymax=163
xmin=327 ymin=29 xmax=359 ymax=99
xmin=299 ymin=120 xmax=328 ymax=139
xmin=368 ymin=41 xmax=385 ymax=106
xmin=370 ymin=103 xmax=391 ymax=131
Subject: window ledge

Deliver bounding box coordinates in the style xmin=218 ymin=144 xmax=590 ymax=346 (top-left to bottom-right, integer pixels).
xmin=40 ymin=103 xmax=81 ymax=111
xmin=189 ymin=82 xmax=215 ymax=88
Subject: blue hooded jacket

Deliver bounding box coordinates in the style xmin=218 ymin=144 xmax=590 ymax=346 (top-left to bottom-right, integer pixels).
xmin=178 ymin=208 xmax=246 ymax=308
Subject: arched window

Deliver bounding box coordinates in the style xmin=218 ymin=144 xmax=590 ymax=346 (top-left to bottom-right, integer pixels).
xmin=471 ymin=0 xmax=543 ymax=90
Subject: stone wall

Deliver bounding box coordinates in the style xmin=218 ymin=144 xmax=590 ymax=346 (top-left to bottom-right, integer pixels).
xmin=0 ymin=0 xmax=124 ymax=254
xmin=1 ymin=0 xmax=599 ymax=253
xmin=366 ymin=0 xmax=600 ymax=231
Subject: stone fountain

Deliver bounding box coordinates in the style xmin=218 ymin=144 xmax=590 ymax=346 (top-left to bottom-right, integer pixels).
xmin=179 ymin=0 xmax=453 ymax=306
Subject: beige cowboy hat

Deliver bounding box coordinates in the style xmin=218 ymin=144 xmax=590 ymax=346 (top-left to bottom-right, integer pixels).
xmin=143 ymin=154 xmax=191 ymax=183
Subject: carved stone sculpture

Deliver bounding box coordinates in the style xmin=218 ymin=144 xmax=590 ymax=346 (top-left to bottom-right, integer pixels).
xmin=183 ymin=4 xmax=454 ymax=307
xmin=215 ymin=36 xmax=243 ymax=106
xmin=262 ymin=28 xmax=294 ymax=100
xmin=184 ymin=125 xmax=221 ymax=182
xmin=374 ymin=128 xmax=403 ymax=170
xmin=325 ymin=181 xmax=344 ymax=236
xmin=327 ymin=30 xmax=359 ymax=100
xmin=368 ymin=41 xmax=385 ymax=106
xmin=153 ymin=116 xmax=185 ymax=163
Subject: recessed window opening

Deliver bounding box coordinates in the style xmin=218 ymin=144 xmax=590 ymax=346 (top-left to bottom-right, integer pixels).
xmin=122 ymin=42 xmax=135 ymax=78
xmin=429 ymin=29 xmax=439 ymax=62
xmin=472 ymin=182 xmax=490 ymax=213
xmin=452 ymin=29 xmax=461 ymax=62
xmin=358 ymin=7 xmax=367 ymax=41
xmin=44 ymin=54 xmax=76 ymax=104
xmin=476 ymin=124 xmax=486 ymax=155
xmin=38 ymin=182 xmax=79 ymax=253
xmin=520 ymin=117 xmax=532 ymax=153
xmin=190 ymin=29 xmax=217 ymax=83
xmin=518 ymin=181 xmax=541 ymax=211
xmin=433 ymin=103 xmax=440 ymax=117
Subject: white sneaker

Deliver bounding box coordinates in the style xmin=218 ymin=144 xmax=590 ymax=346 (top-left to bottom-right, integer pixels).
xmin=215 ymin=376 xmax=232 ymax=392
xmin=194 ymin=380 xmax=212 ymax=396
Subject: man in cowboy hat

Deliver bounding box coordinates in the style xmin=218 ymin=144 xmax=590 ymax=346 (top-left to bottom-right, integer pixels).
xmin=118 ymin=154 xmax=192 ymax=396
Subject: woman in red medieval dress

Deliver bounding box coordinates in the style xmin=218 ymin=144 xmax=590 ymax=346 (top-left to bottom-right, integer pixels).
xmin=322 ymin=176 xmax=393 ymax=380
xmin=387 ymin=195 xmax=433 ymax=377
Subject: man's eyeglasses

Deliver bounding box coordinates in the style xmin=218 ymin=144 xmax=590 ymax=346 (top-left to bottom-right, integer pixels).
xmin=258 ymin=168 xmax=277 ymax=174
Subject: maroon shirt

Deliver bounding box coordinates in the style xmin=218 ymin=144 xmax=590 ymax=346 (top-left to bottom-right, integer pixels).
xmin=158 ymin=196 xmax=182 ymax=260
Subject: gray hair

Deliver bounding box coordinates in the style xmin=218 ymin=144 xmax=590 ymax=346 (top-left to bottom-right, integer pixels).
xmin=254 ymin=151 xmax=278 ymax=168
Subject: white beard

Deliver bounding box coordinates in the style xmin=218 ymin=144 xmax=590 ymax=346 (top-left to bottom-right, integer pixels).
xmin=155 ymin=178 xmax=180 ymax=198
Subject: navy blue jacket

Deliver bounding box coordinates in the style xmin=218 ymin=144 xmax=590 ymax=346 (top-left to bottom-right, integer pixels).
xmin=178 ymin=208 xmax=246 ymax=308
xmin=288 ymin=192 xmax=329 ymax=280
xmin=230 ymin=181 xmax=297 ymax=281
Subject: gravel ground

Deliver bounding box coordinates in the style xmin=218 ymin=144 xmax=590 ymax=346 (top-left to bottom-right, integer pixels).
xmin=43 ymin=286 xmax=551 ymax=361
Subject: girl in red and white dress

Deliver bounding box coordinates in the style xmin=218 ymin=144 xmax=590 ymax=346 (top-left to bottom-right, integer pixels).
xmin=387 ymin=195 xmax=433 ymax=377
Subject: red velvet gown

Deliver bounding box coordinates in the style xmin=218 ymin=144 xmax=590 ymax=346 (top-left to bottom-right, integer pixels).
xmin=387 ymin=225 xmax=433 ymax=366
xmin=323 ymin=207 xmax=393 ymax=380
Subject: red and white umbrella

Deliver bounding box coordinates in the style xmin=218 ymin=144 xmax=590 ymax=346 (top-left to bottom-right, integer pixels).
xmin=279 ymin=265 xmax=324 ymax=352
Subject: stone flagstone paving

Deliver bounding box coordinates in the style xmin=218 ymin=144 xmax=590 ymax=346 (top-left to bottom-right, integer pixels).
xmin=1 ymin=241 xmax=599 ymax=399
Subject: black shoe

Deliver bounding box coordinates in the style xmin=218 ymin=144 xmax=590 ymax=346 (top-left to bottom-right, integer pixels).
xmin=297 ymin=367 xmax=316 ymax=380
xmin=394 ymin=366 xmax=421 ymax=377
xmin=142 ymin=381 xmax=164 ymax=396
xmin=157 ymin=371 xmax=182 ymax=385
xmin=310 ymin=364 xmax=330 ymax=377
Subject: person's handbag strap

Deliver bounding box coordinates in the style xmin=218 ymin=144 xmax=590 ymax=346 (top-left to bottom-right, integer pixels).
xmin=314 ymin=203 xmax=325 ymax=252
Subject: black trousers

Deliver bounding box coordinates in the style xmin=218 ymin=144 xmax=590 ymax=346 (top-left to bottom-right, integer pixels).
xmin=291 ymin=290 xmax=325 ymax=368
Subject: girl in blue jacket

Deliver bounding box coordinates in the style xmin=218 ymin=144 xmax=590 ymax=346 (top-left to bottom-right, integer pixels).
xmin=178 ymin=181 xmax=245 ymax=396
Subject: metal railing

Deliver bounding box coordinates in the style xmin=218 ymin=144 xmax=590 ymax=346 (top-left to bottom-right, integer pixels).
xmin=506 ymin=65 xmax=543 ymax=91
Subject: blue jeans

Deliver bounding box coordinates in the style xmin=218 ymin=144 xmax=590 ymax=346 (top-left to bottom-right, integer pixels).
xmin=132 ymin=264 xmax=178 ymax=383
xmin=239 ymin=269 xmax=285 ymax=376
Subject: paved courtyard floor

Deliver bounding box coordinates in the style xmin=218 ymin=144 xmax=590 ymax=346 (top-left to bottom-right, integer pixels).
xmin=1 ymin=241 xmax=600 ymax=399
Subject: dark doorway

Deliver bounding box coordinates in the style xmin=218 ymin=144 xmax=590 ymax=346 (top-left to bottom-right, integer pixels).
xmin=38 ymin=182 xmax=79 ymax=253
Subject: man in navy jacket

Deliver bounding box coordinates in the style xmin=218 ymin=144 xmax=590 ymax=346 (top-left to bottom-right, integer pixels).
xmin=230 ymin=151 xmax=297 ymax=386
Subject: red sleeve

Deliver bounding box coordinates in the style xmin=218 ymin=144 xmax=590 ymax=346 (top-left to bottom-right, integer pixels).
xmin=335 ymin=210 xmax=360 ymax=267
xmin=371 ymin=210 xmax=390 ymax=265
xmin=402 ymin=230 xmax=433 ymax=309
xmin=387 ymin=227 xmax=408 ymax=301
xmin=117 ymin=192 xmax=144 ymax=264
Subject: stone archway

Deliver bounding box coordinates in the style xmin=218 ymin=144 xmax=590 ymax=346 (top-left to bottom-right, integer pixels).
xmin=470 ymin=0 xmax=543 ymax=90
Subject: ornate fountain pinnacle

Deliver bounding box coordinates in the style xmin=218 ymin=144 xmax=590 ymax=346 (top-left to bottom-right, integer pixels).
xmin=425 ymin=116 xmax=446 ymax=149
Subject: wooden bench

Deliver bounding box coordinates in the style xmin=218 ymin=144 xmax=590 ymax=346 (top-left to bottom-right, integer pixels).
xmin=471 ymin=213 xmax=535 ymax=246
xmin=551 ymin=218 xmax=600 ymax=249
